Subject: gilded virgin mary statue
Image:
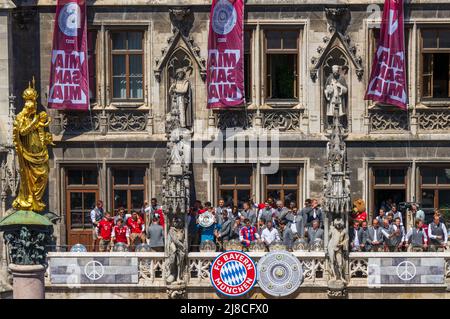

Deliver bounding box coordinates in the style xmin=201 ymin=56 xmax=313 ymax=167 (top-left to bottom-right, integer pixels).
xmin=12 ymin=78 xmax=52 ymax=212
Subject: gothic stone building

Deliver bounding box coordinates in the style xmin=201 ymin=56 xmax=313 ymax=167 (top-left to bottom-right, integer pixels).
xmin=0 ymin=0 xmax=450 ymax=253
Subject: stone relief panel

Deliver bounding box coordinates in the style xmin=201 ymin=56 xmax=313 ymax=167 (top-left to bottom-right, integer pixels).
xmin=216 ymin=110 xmax=254 ymax=131
xmin=417 ymin=109 xmax=450 ymax=132
xmin=369 ymin=110 xmax=410 ymax=132
xmin=262 ymin=110 xmax=302 ymax=132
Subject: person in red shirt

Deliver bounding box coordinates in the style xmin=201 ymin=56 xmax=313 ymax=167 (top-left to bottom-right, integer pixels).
xmin=112 ymin=217 xmax=130 ymax=247
xmin=153 ymin=208 xmax=165 ymax=228
xmin=127 ymin=211 xmax=146 ymax=250
xmin=97 ymin=212 xmax=114 ymax=252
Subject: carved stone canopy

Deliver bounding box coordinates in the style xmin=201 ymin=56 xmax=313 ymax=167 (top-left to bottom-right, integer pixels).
xmin=154 ymin=8 xmax=206 ymax=82
xmin=310 ymin=31 xmax=363 ymax=82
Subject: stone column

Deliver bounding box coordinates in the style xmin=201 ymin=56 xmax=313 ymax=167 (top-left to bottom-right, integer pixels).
xmin=8 ymin=264 xmax=46 ymax=299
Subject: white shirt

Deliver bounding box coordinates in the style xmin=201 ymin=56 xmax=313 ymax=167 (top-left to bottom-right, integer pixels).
xmin=261 ymin=227 xmax=280 ymax=245
xmin=353 ymin=228 xmax=360 ymax=246
xmin=290 ymin=215 xmax=298 ymax=234
xmin=428 ymin=222 xmax=448 ymax=244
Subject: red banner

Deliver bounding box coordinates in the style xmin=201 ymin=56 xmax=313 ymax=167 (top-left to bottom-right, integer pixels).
xmin=365 ymin=0 xmax=407 ymax=109
xmin=48 ymin=0 xmax=89 ymax=110
xmin=207 ymin=0 xmax=245 ymax=109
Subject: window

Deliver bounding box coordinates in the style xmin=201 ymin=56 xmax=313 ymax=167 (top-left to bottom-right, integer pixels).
xmin=66 ymin=168 xmax=99 ymax=229
xmin=112 ymin=168 xmax=146 ymax=214
xmin=244 ymin=30 xmax=252 ymax=102
xmin=421 ymin=29 xmax=450 ymax=99
xmin=111 ymin=31 xmax=144 ymax=100
xmin=265 ymin=30 xmax=299 ymax=100
xmin=217 ymin=166 xmax=252 ymax=208
xmin=265 ymin=167 xmax=300 ymax=206
xmin=420 ymin=166 xmax=450 ymax=221
xmin=88 ymin=30 xmax=97 ymax=101
xmin=370 ymin=166 xmax=408 ymax=215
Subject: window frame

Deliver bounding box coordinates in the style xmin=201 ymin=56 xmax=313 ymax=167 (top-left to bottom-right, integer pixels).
xmin=420 ymin=28 xmax=450 ymax=100
xmin=419 ymin=165 xmax=450 ymax=220
xmin=264 ymin=29 xmax=300 ymax=101
xmin=216 ymin=165 xmax=253 ymax=208
xmin=109 ymin=30 xmax=145 ymax=102
xmin=111 ymin=167 xmax=147 ymax=215
xmin=65 ymin=167 xmax=100 ymax=231
xmin=244 ymin=29 xmax=253 ymax=103
xmin=264 ymin=166 xmax=301 ymax=206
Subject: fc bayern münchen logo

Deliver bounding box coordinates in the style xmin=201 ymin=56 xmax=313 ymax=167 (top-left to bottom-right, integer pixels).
xmin=58 ymin=2 xmax=81 ymax=37
xmin=212 ymin=0 xmax=237 ymax=35
xmin=210 ymin=251 xmax=257 ymax=297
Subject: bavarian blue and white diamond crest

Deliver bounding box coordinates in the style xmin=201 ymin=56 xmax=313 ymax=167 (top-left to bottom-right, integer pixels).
xmin=220 ymin=260 xmax=247 ymax=286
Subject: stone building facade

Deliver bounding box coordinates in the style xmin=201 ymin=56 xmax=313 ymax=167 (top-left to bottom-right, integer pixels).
xmin=0 ymin=0 xmax=449 ymax=254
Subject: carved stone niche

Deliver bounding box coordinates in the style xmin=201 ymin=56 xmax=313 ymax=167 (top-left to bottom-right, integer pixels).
xmin=169 ymin=7 xmax=194 ymax=37
xmin=325 ymin=7 xmax=351 ymax=34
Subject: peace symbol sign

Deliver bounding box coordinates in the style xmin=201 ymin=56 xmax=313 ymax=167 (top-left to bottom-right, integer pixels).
xmin=84 ymin=261 xmax=105 ymax=281
xmin=396 ymin=261 xmax=416 ymax=281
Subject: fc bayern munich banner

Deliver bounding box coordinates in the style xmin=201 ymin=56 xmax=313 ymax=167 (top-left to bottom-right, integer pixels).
xmin=207 ymin=0 xmax=245 ymax=109
xmin=48 ymin=0 xmax=89 ymax=110
xmin=365 ymin=0 xmax=407 ymax=109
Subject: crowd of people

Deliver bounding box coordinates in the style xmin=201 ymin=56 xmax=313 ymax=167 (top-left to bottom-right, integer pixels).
xmin=87 ymin=196 xmax=448 ymax=253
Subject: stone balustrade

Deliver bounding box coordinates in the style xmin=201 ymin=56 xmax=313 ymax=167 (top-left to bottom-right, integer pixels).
xmin=45 ymin=251 xmax=450 ymax=289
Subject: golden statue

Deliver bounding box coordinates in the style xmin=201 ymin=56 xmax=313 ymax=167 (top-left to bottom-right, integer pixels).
xmin=12 ymin=78 xmax=53 ymax=212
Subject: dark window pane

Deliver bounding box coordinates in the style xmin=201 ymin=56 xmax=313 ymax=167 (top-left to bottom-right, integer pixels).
xmin=374 ymin=169 xmax=389 ymax=184
xmin=131 ymin=190 xmax=144 ymax=212
xmin=268 ymin=54 xmax=296 ymax=99
xmin=267 ymin=190 xmax=281 ymax=204
xmin=83 ymin=170 xmax=98 ymax=185
xmin=390 ymin=169 xmax=406 ymax=184
xmin=114 ymin=190 xmax=128 ymax=209
xmin=70 ymin=192 xmax=82 ymax=210
xmin=128 ymin=32 xmax=142 ymax=50
xmin=237 ymin=190 xmax=251 ymax=209
xmin=112 ymin=32 xmax=127 ymax=50
xmin=266 ymin=31 xmax=282 ymax=49
xmin=283 ymin=169 xmax=298 ymax=184
xmin=129 ymin=55 xmax=142 ymax=76
xmin=71 ymin=212 xmax=83 ymax=229
xmin=113 ymin=77 xmax=127 ymax=99
xmin=439 ymin=190 xmax=450 ymax=223
xmin=114 ymin=170 xmax=129 ymax=185
xmin=267 ymin=171 xmax=282 ymax=185
xmin=422 ymin=54 xmax=433 ymax=98
xmin=83 ymin=211 xmax=92 ymax=226
xmin=421 ymin=189 xmax=435 ymax=208
xmin=423 ymin=30 xmax=438 ymax=48
xmin=283 ymin=31 xmax=298 ymax=49
xmin=130 ymin=168 xmax=145 ymax=185
xmin=219 ymin=168 xmax=235 ymax=184
xmin=84 ymin=192 xmax=96 ymax=211
xmin=235 ymin=167 xmax=252 ymax=184
xmin=244 ymin=53 xmax=251 ymax=101
xmin=283 ymin=190 xmax=297 ymax=206
xmin=421 ymin=167 xmax=436 ymax=184
xmin=220 ymin=190 xmax=234 ymax=207
xmin=68 ymin=170 xmax=82 ymax=185
xmin=113 ymin=55 xmax=126 ymax=76
xmin=130 ymin=77 xmax=143 ymax=99
xmin=432 ymin=53 xmax=449 ymax=98
xmin=439 ymin=30 xmax=450 ymax=48
xmin=437 ymin=168 xmax=450 ymax=184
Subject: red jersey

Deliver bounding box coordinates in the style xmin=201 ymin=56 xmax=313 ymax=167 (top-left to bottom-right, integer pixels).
xmin=154 ymin=209 xmax=165 ymax=227
xmin=112 ymin=225 xmax=129 ymax=244
xmin=127 ymin=217 xmax=144 ymax=234
xmin=97 ymin=219 xmax=114 ymax=240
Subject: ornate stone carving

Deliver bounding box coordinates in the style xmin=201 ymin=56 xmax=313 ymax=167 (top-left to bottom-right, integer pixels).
xmin=216 ymin=110 xmax=254 ymax=130
xmin=310 ymin=7 xmax=363 ymax=81
xmin=62 ymin=111 xmax=101 ymax=133
xmin=369 ymin=110 xmax=409 ymax=132
xmin=263 ymin=110 xmax=302 ymax=131
xmin=323 ymin=103 xmax=351 ymax=296
xmin=154 ymin=8 xmax=206 ymax=82
xmin=417 ymin=109 xmax=450 ymax=131
xmin=108 ymin=111 xmax=148 ymax=132
xmin=3 ymin=226 xmax=52 ymax=266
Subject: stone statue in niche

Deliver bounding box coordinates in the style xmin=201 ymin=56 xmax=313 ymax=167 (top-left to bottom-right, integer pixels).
xmin=324 ymin=65 xmax=348 ymax=119
xmin=166 ymin=215 xmax=186 ymax=284
xmin=169 ymin=67 xmax=192 ymax=128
